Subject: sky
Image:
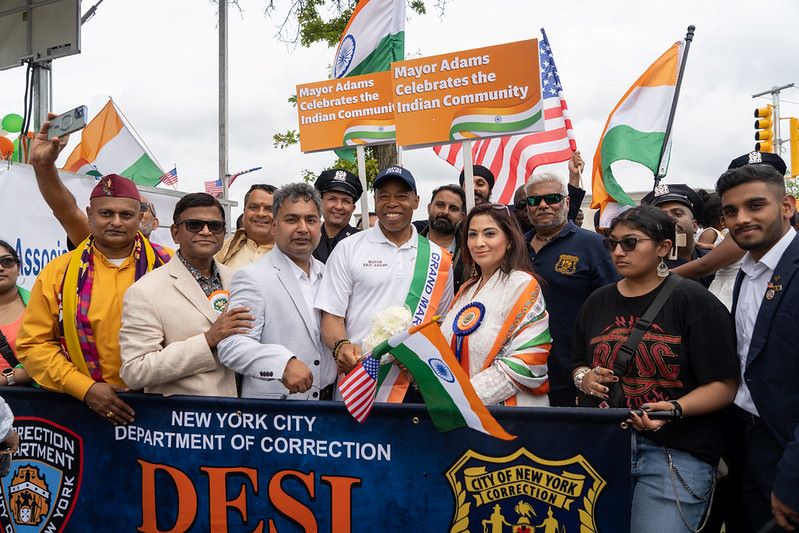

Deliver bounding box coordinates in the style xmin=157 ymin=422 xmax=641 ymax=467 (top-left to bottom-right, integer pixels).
xmin=1 ymin=0 xmax=798 ymax=222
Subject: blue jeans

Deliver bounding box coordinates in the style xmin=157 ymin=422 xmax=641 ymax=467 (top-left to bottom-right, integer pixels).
xmin=631 ymin=433 xmax=715 ymax=533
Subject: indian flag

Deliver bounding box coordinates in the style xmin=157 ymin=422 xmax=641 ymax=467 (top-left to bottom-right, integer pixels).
xmin=332 ymin=0 xmax=404 ymax=79
xmin=390 ymin=321 xmax=515 ymax=440
xmin=63 ymin=99 xmax=163 ymax=186
xmin=591 ymin=41 xmax=684 ymax=226
xmin=449 ymin=99 xmax=544 ymax=141
xmin=343 ymin=118 xmax=396 ymax=146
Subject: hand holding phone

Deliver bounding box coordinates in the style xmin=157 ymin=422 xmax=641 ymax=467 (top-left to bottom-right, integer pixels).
xmin=47 ymin=105 xmax=88 ymax=140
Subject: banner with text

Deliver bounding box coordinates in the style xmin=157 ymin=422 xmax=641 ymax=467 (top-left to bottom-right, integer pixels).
xmin=0 ymin=163 xmax=179 ymax=290
xmin=297 ymin=72 xmax=396 ymax=153
xmin=391 ymin=39 xmax=543 ymax=149
xmin=2 ymin=389 xmax=632 ymax=532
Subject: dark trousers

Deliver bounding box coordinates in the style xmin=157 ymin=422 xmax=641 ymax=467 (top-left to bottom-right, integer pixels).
xmin=703 ymin=407 xmax=752 ymax=533
xmin=732 ymin=406 xmax=783 ymax=531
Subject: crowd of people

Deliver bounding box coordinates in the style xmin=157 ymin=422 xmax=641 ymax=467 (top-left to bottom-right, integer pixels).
xmin=0 ymin=116 xmax=797 ymax=532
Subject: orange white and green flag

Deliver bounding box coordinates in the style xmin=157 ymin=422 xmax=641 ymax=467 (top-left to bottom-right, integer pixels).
xmin=591 ymin=41 xmax=684 ymax=226
xmin=63 ymin=99 xmax=163 ymax=186
xmin=380 ymin=320 xmax=515 ymax=440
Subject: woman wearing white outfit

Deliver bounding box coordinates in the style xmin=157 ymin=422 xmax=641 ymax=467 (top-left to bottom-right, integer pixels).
xmin=440 ymin=203 xmax=551 ymax=407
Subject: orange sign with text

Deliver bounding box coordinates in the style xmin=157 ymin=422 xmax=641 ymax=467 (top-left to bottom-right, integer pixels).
xmin=391 ymin=39 xmax=542 ymax=149
xmin=296 ymin=71 xmax=396 ymax=153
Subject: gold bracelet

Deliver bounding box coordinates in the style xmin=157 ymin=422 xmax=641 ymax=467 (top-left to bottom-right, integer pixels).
xmin=332 ymin=339 xmax=351 ymax=361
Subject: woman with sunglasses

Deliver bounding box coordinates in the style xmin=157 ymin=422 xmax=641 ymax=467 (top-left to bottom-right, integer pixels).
xmin=440 ymin=203 xmax=551 ymax=406
xmin=0 ymin=241 xmax=33 ymax=387
xmin=570 ymin=206 xmax=738 ymax=532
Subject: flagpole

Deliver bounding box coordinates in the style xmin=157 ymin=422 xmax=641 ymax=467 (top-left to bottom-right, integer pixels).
xmin=356 ymin=145 xmax=371 ymax=228
xmin=653 ymin=25 xmax=695 ymax=190
xmin=462 ymin=140 xmax=476 ymax=213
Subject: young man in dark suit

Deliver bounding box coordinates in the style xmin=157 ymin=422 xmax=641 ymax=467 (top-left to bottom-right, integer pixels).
xmin=719 ymin=153 xmax=799 ymax=531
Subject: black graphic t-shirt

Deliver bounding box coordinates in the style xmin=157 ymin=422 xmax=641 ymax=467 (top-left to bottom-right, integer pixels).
xmin=570 ymin=276 xmax=739 ymax=465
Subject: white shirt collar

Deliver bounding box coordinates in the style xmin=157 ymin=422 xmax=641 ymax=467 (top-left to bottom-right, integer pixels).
xmin=367 ymin=222 xmax=418 ymax=248
xmin=741 ymin=228 xmax=797 ymax=277
xmin=285 ymin=252 xmax=322 ymax=281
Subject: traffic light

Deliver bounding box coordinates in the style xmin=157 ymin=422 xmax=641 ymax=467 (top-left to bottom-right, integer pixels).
xmin=790 ymin=117 xmax=799 ymax=177
xmin=755 ymin=106 xmax=774 ymax=153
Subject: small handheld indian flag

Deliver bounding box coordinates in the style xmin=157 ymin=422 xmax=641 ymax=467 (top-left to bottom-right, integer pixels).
xmin=339 ymin=318 xmax=515 ymax=440
xmin=591 ymin=34 xmax=690 ymax=227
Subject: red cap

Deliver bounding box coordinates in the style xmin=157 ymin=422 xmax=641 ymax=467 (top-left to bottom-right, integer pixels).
xmin=90 ymin=174 xmax=141 ymax=201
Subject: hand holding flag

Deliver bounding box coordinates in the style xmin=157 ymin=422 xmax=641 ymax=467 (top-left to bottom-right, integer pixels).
xmin=339 ymin=318 xmax=515 ymax=440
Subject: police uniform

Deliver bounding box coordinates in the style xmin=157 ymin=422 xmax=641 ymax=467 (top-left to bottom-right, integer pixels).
xmin=313 ymin=168 xmax=363 ymax=263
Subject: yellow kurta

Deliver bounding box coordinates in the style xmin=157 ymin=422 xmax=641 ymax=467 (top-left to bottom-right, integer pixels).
xmin=215 ymin=229 xmax=273 ymax=270
xmin=16 ymin=247 xmax=136 ymax=401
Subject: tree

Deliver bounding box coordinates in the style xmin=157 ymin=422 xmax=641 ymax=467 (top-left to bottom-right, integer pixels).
xmin=263 ymin=0 xmax=443 ymax=187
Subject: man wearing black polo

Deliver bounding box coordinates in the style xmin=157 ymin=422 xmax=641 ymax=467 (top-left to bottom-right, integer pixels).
xmin=313 ymin=169 xmax=363 ymax=263
xmin=525 ymin=171 xmax=619 ymax=407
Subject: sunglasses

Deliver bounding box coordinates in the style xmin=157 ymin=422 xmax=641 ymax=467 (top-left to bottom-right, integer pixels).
xmin=603 ymin=236 xmax=654 ymax=252
xmin=176 ymin=219 xmax=226 ymax=234
xmin=513 ymin=200 xmax=527 ymax=210
xmin=526 ymin=193 xmax=564 ymax=207
xmin=0 ymin=256 xmax=18 ymax=269
xmin=140 ymin=202 xmax=157 ymax=217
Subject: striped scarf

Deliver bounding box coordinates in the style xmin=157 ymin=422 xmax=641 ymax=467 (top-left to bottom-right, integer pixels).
xmin=58 ymin=233 xmax=169 ymax=381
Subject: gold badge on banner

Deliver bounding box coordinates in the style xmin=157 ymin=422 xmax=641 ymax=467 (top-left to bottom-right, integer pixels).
xmin=445 ymin=447 xmax=605 ymax=533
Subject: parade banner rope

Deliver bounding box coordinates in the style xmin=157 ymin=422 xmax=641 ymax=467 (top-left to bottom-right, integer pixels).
xmin=2 ymin=388 xmax=632 ymax=532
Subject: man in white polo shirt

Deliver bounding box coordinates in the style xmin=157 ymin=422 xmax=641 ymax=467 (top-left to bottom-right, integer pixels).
xmin=316 ymin=166 xmax=454 ymax=402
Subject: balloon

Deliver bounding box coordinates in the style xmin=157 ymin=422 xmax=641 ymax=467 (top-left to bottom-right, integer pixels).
xmin=1 ymin=114 xmax=23 ymax=133
xmin=0 ymin=137 xmax=12 ymax=159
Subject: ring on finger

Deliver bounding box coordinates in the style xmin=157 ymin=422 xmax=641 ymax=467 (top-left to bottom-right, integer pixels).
xmin=105 ymin=411 xmax=113 ymax=418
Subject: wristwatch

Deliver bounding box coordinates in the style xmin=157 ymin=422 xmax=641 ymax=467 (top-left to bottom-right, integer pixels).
xmin=2 ymin=368 xmax=15 ymax=387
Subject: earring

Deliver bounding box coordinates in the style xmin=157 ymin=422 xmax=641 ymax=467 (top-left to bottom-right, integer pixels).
xmin=656 ymin=257 xmax=669 ymax=278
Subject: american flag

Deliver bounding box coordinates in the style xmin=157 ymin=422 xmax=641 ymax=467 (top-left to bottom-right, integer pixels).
xmin=158 ymin=167 xmax=178 ymax=186
xmin=433 ymin=28 xmax=576 ymax=204
xmin=339 ymin=356 xmax=382 ymax=423
xmin=204 ymin=179 xmax=223 ymax=197
xmin=228 ymin=166 xmax=262 ymax=187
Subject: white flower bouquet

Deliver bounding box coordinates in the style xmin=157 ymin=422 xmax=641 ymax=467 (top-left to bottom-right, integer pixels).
xmin=361 ymin=305 xmax=412 ymax=354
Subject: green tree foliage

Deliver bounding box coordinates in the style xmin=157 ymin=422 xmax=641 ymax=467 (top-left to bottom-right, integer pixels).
xmin=265 ymin=0 xmax=442 ymax=182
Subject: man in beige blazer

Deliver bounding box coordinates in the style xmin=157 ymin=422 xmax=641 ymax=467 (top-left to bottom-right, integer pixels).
xmin=120 ymin=193 xmax=254 ymax=396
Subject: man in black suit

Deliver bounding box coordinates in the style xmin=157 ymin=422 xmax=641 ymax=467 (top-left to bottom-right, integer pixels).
xmin=720 ymin=152 xmax=799 ymax=531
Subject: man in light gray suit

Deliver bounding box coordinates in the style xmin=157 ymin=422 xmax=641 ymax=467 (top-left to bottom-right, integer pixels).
xmin=218 ymin=183 xmax=336 ymax=400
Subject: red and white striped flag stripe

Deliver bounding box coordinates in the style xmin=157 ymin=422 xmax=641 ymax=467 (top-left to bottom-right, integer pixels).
xmin=339 ymin=356 xmax=381 ymax=422
xmin=204 ymin=179 xmax=223 ymax=197
xmin=159 ymin=167 xmax=178 ymax=186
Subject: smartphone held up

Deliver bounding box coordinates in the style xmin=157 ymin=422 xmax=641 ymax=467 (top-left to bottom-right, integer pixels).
xmin=47 ymin=105 xmax=88 ymax=140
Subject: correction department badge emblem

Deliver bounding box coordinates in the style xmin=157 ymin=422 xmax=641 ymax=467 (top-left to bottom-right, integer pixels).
xmin=0 ymin=417 xmax=83 ymax=531
xmin=446 ymin=447 xmax=605 ymax=533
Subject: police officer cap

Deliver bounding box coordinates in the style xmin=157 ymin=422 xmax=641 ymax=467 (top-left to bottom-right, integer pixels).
xmin=727 ymin=151 xmax=787 ymax=176
xmin=314 ymin=168 xmax=363 ymax=201
xmin=641 ymin=183 xmax=704 ymax=222
xmin=373 ymin=166 xmax=417 ymax=193
xmin=458 ymin=165 xmax=495 ymax=190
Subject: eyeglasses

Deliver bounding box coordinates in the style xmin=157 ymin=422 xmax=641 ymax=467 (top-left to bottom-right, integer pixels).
xmin=140 ymin=202 xmax=157 ymax=217
xmin=176 ymin=219 xmax=226 ymax=234
xmin=0 ymin=256 xmax=18 ymax=269
xmin=513 ymin=200 xmax=527 ymax=210
xmin=603 ymin=237 xmax=654 ymax=252
xmin=526 ymin=193 xmax=565 ymax=207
